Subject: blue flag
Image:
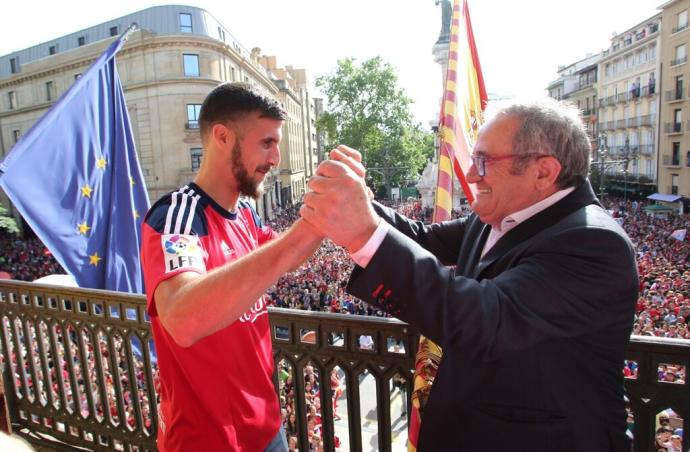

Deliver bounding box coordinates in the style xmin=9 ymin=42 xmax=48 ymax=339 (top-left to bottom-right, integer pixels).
xmin=0 ymin=33 xmax=150 ymax=293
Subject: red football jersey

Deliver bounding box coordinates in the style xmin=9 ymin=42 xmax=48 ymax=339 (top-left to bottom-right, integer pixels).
xmin=141 ymin=183 xmax=279 ymax=451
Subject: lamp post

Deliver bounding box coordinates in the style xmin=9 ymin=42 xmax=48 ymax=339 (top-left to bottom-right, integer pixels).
xmin=620 ymin=136 xmax=639 ymax=212
xmin=595 ymin=132 xmax=608 ymax=198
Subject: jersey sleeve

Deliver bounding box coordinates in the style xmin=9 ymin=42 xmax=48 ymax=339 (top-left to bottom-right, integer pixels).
xmin=141 ymin=191 xmax=209 ymax=316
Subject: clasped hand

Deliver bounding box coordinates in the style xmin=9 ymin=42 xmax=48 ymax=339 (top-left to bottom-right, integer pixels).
xmin=300 ymin=145 xmax=379 ymax=253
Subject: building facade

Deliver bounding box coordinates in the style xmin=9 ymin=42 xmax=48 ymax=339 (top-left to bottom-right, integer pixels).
xmin=0 ymin=5 xmax=312 ymax=223
xmin=547 ymin=53 xmax=601 ymax=147
xmin=658 ymin=0 xmax=690 ymax=198
xmin=597 ymin=14 xmax=662 ymax=192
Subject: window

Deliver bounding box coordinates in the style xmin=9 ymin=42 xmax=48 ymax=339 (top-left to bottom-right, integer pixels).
xmin=180 ymin=13 xmax=193 ymax=33
xmin=673 ymin=44 xmax=687 ymax=65
xmin=673 ymin=142 xmax=681 ymax=165
xmin=676 ymin=10 xmax=688 ymax=32
xmin=8 ymin=91 xmax=17 ymax=109
xmin=190 ymin=148 xmax=203 ymax=171
xmin=110 ymin=26 xmax=119 ymax=37
xmin=78 ymin=36 xmax=85 ymax=46
xmin=646 ymin=160 xmax=652 ymax=177
xmin=230 ymin=67 xmax=236 ymax=81
xmin=674 ymin=109 xmax=683 ymax=126
xmin=10 ymin=57 xmax=18 ymax=74
xmin=186 ymin=104 xmax=201 ymax=128
xmin=46 ymin=81 xmax=55 ymax=101
xmin=672 ymin=174 xmax=679 ymax=195
xmin=676 ymin=75 xmax=684 ymax=99
xmin=218 ymin=27 xmax=225 ymax=42
xmin=183 ymin=54 xmax=200 ymax=77
xmin=49 ymin=45 xmax=56 ymax=55
xmin=12 ymin=130 xmax=20 ymax=144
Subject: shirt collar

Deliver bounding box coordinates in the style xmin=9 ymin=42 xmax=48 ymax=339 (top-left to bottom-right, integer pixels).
xmin=496 ymin=186 xmax=576 ymax=233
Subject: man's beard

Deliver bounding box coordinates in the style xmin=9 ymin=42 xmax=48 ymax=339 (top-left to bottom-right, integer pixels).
xmin=232 ymin=142 xmax=271 ymax=199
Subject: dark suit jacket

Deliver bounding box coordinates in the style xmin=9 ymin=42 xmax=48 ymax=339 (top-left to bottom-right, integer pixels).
xmin=347 ymin=181 xmax=638 ymax=451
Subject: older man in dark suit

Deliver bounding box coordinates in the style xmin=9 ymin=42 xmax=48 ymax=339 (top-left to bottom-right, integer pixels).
xmin=301 ymin=99 xmax=638 ymax=451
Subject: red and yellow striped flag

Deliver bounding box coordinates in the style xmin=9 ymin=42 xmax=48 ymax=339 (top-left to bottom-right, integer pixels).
xmin=409 ymin=1 xmax=487 ymax=450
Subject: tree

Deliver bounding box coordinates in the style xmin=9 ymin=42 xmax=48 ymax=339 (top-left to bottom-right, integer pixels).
xmin=0 ymin=204 xmax=19 ymax=235
xmin=316 ymin=57 xmax=434 ymax=193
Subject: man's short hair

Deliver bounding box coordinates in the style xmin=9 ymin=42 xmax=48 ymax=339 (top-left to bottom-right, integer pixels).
xmin=483 ymin=98 xmax=591 ymax=189
xmin=199 ymin=82 xmax=286 ymax=141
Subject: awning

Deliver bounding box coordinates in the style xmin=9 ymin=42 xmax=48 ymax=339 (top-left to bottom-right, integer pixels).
xmin=647 ymin=193 xmax=682 ymax=202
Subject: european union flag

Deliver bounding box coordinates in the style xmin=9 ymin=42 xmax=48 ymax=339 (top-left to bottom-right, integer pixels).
xmin=0 ymin=29 xmax=150 ymax=293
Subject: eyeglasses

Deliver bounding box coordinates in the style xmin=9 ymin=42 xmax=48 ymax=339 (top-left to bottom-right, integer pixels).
xmin=471 ymin=152 xmax=548 ymax=177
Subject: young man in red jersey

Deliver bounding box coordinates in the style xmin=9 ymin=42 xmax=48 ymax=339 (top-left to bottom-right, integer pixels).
xmin=141 ymin=82 xmax=322 ymax=451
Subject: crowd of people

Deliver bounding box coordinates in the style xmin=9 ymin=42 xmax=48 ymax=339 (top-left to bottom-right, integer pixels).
xmin=1 ymin=196 xmax=689 ymax=449
xmin=0 ymin=234 xmax=61 ymax=281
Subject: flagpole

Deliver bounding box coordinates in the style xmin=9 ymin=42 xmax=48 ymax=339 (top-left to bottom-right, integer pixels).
xmin=118 ymin=23 xmax=139 ymax=43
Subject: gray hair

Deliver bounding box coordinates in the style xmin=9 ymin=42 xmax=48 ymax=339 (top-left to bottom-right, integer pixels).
xmin=483 ymin=98 xmax=591 ymax=189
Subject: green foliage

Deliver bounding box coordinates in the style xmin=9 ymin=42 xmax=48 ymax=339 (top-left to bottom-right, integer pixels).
xmin=316 ymin=57 xmax=434 ymax=190
xmin=0 ymin=204 xmax=19 ymax=235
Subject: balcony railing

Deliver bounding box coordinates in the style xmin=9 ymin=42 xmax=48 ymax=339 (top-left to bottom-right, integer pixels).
xmin=664 ymin=122 xmax=683 ymax=134
xmin=0 ymin=281 xmax=688 ymax=452
xmin=626 ymin=118 xmax=637 ymax=128
xmin=663 ymin=154 xmax=681 ymax=167
xmin=606 ymin=120 xmax=617 ymax=130
xmin=616 ymin=119 xmax=627 ymax=129
xmin=638 ymin=114 xmax=655 ymax=127
xmin=185 ymin=121 xmax=199 ymax=130
xmin=640 ymin=85 xmax=656 ymax=97
xmin=671 ymin=56 xmax=688 ymax=66
xmin=617 ymin=93 xmax=630 ymax=104
xmin=672 ymin=22 xmax=689 ymax=34
xmin=665 ymin=88 xmax=684 ymax=102
xmin=638 ymin=144 xmax=654 ymax=155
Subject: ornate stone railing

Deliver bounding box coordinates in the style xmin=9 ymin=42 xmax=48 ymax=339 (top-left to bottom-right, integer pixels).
xmin=0 ymin=280 xmax=688 ymax=451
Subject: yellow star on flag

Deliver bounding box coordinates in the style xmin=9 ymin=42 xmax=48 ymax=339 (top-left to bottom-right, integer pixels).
xmin=134 ymin=209 xmax=140 ymax=219
xmin=96 ymin=156 xmax=107 ymax=170
xmin=80 ymin=184 xmax=93 ymax=198
xmin=77 ymin=221 xmax=91 ymax=235
xmin=89 ymin=252 xmax=101 ymax=266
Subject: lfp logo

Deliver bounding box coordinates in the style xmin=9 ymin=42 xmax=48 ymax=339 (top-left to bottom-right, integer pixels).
xmin=161 ymin=234 xmax=205 ymax=273
xmin=165 ymin=235 xmax=199 ymax=255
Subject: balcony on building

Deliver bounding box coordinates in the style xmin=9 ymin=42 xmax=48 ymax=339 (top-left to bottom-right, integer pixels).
xmin=616 ymin=119 xmax=627 ymax=129
xmin=638 ymin=144 xmax=654 ymax=156
xmin=672 ymin=22 xmax=689 ymax=34
xmin=664 ymin=122 xmax=684 ymax=134
xmin=665 ymin=87 xmax=684 ymax=102
xmin=671 ymin=56 xmax=688 ymax=67
xmin=185 ymin=120 xmax=199 ymax=130
xmin=664 ymin=153 xmax=681 ymax=167
xmin=638 ymin=114 xmax=655 ymax=127
xmin=641 ymin=83 xmax=656 ymax=97
xmin=0 ymin=281 xmax=688 ymax=452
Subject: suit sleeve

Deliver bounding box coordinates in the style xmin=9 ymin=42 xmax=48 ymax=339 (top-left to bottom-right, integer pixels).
xmin=347 ymin=223 xmax=638 ymax=361
xmin=372 ymin=201 xmax=465 ymax=266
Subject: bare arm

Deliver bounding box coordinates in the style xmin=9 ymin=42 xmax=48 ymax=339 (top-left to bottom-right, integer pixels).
xmin=154 ymin=218 xmax=323 ymax=347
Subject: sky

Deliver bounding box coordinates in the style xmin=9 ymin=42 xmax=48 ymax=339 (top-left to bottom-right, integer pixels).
xmin=1 ymin=0 xmax=663 ymax=126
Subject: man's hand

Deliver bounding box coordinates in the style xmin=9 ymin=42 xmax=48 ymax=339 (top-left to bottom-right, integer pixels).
xmin=329 ymin=145 xmax=375 ymax=201
xmin=301 ymin=149 xmax=379 ymax=253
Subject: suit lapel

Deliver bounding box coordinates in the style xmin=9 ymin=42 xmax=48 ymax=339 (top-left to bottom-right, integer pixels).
xmin=458 ymin=220 xmax=491 ymax=277
xmin=472 ymin=181 xmax=599 ymax=279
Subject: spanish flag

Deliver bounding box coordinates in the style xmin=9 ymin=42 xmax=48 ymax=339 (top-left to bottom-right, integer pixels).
xmin=409 ymin=1 xmax=487 ymax=450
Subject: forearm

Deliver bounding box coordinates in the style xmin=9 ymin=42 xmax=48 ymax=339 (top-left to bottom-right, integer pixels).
xmin=160 ymin=219 xmax=323 ymax=346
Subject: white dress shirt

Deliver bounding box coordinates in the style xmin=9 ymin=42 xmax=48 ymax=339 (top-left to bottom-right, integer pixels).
xmin=351 ymin=186 xmax=575 ymax=268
